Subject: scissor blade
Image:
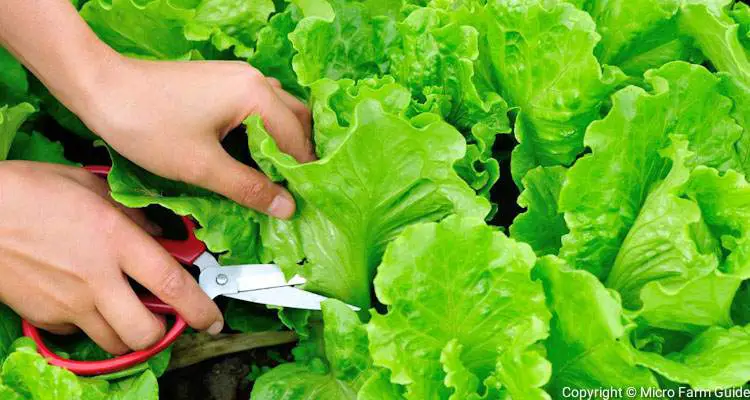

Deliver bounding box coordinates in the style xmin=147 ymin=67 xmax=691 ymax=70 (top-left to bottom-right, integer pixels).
xmin=224 ymin=286 xmax=329 ymax=310
xmin=232 ymin=264 xmax=306 ymax=292
xmin=199 ymin=264 xmax=305 ymax=299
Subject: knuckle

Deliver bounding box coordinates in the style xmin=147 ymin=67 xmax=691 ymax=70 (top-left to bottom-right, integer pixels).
xmin=94 ymin=206 xmax=126 ymax=237
xmin=130 ymin=323 xmax=165 ymax=350
xmin=234 ymin=178 xmax=271 ymax=207
xmin=156 ymin=267 xmax=187 ymax=301
xmin=188 ymin=306 xmax=215 ymax=330
xmin=52 ymin=291 xmax=95 ymax=319
xmin=297 ymin=105 xmax=312 ymax=122
xmin=243 ymin=65 xmax=265 ymax=83
xmin=178 ymin=155 xmax=212 ymax=184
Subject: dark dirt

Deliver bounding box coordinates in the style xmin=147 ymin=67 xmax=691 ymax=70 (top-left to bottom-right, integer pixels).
xmin=159 ymin=343 xmax=295 ymax=400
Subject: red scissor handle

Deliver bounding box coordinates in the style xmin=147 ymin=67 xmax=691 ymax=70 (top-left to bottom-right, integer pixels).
xmin=21 ymin=165 xmax=207 ymax=376
xmin=22 ymin=296 xmax=188 ymax=376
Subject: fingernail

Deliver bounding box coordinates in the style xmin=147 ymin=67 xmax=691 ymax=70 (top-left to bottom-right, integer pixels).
xmin=267 ymin=191 xmax=295 ymax=219
xmin=207 ymin=320 xmax=223 ymax=336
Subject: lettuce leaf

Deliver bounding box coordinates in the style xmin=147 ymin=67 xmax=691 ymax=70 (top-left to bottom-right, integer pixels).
xmin=7 ymin=132 xmax=78 ymax=166
xmin=731 ymin=2 xmax=750 ymax=50
xmin=633 ymin=325 xmax=750 ymax=390
xmin=509 ymin=166 xmax=568 ymax=256
xmin=248 ymin=78 xmax=490 ymax=308
xmin=559 ymin=61 xmax=744 ymax=279
xmin=536 ymin=256 xmax=659 ymax=397
xmin=289 ymin=0 xmax=399 ymax=85
xmin=0 ymin=103 xmax=35 ymax=161
xmin=679 ymin=0 xmax=750 ymax=169
xmin=0 ymin=305 xmax=21 ymax=365
xmin=680 ymin=0 xmax=749 ymax=85
xmin=251 ymin=300 xmax=403 ymax=399
xmin=0 ymin=47 xmax=29 ymax=106
xmin=250 ymin=5 xmax=307 ymax=99
xmin=387 ymin=5 xmax=509 ymax=197
xmin=479 ymin=0 xmax=625 ymax=184
xmin=368 ymin=216 xmax=550 ymax=399
xmin=602 ymin=138 xmax=743 ymax=333
xmin=0 ymin=339 xmax=160 ymax=400
xmin=183 ymin=0 xmax=274 ymax=58
xmin=572 ymin=0 xmax=699 ymax=76
xmin=81 ymin=0 xmax=201 ymax=60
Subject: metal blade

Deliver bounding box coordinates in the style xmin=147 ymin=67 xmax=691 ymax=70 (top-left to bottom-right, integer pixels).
xmin=200 ymin=264 xmax=360 ymax=311
xmin=233 ymin=264 xmax=306 ymax=292
xmin=223 ymin=286 xmax=329 ymax=310
xmin=199 ymin=264 xmax=305 ymax=299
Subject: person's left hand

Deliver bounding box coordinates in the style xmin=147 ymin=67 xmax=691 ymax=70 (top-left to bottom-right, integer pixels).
xmin=72 ymin=55 xmax=315 ymax=219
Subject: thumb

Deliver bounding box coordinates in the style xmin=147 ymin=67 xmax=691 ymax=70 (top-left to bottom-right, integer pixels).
xmin=194 ymin=145 xmax=296 ymax=219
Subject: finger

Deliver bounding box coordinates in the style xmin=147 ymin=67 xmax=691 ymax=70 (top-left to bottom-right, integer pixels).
xmin=112 ymin=206 xmax=162 ymax=236
xmin=95 ymin=276 xmax=166 ymax=351
xmin=35 ymin=322 xmax=79 ymax=336
xmin=246 ymin=80 xmax=316 ymax=163
xmin=116 ymin=220 xmax=223 ymax=334
xmin=75 ymin=312 xmax=130 ymax=355
xmin=266 ymin=77 xmax=282 ymax=88
xmin=195 ymin=145 xmax=296 ymax=219
xmin=272 ymin=87 xmax=313 ymax=146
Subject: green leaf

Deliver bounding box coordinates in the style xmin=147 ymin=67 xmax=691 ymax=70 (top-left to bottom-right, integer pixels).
xmin=184 ymin=0 xmax=275 ymax=58
xmin=731 ymin=2 xmax=750 ymax=50
xmin=250 ymin=5 xmax=308 ymax=99
xmin=589 ymin=136 xmax=750 ymax=333
xmin=225 ymin=301 xmax=284 ymax=333
xmin=572 ymin=0 xmax=698 ymax=76
xmin=0 ymin=47 xmax=29 ymax=106
xmin=559 ymin=61 xmax=744 ymax=279
xmin=719 ymin=73 xmax=750 ymax=169
xmin=107 ymin=149 xmax=263 ymax=264
xmin=0 ymin=305 xmax=21 ymax=364
xmin=368 ymin=216 xmax=550 ymax=399
xmin=8 ymin=132 xmax=78 ymax=165
xmin=478 ymin=0 xmax=625 ymax=184
xmin=440 ymin=340 xmax=482 ymax=400
xmin=536 ymin=256 xmax=659 ymax=397
xmin=357 ymin=370 xmax=405 ymax=400
xmin=0 ymin=340 xmax=161 ymax=399
xmin=387 ymin=6 xmax=509 ymax=196
xmin=680 ymin=0 xmax=749 ymax=85
xmin=0 ymin=103 xmax=35 ymax=161
xmin=634 ymin=325 xmax=750 ymax=390
xmin=81 ymin=0 xmax=200 ymax=60
xmin=248 ymin=79 xmax=489 ymax=308
xmin=1 ymin=342 xmax=104 ymax=400
xmin=509 ymin=166 xmax=568 ymax=256
xmin=251 ymin=363 xmax=352 ymax=399
xmin=251 ymin=300 xmax=400 ymax=399
xmin=107 ymin=371 xmax=159 ymax=400
xmin=289 ymin=0 xmax=399 ymax=86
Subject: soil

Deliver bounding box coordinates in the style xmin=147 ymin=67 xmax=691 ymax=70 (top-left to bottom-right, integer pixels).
xmin=159 ymin=343 xmax=295 ymax=400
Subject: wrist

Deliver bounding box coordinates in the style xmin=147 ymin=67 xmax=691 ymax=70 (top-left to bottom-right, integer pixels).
xmin=49 ymin=39 xmax=123 ymax=124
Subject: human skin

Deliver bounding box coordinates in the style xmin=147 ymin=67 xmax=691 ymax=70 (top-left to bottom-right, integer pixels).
xmin=0 ymin=0 xmax=315 ymax=354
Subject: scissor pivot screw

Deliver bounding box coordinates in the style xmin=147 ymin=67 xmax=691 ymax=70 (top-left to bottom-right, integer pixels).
xmin=216 ymin=273 xmax=229 ymax=286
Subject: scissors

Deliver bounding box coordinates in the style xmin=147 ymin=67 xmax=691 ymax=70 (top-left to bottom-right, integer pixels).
xmin=22 ymin=165 xmax=354 ymax=376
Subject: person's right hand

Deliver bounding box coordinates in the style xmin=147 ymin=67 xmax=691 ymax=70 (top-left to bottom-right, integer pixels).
xmin=0 ymin=161 xmax=223 ymax=355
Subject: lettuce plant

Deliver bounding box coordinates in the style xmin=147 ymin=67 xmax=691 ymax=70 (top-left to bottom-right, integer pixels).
xmin=1 ymin=0 xmax=750 ymax=398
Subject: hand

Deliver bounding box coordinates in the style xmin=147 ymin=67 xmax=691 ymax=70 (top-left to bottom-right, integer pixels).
xmin=0 ymin=162 xmax=223 ymax=354
xmin=73 ymin=55 xmax=315 ymax=219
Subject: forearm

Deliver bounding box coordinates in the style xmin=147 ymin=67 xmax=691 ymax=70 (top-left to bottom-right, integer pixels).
xmin=0 ymin=0 xmax=117 ymax=113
